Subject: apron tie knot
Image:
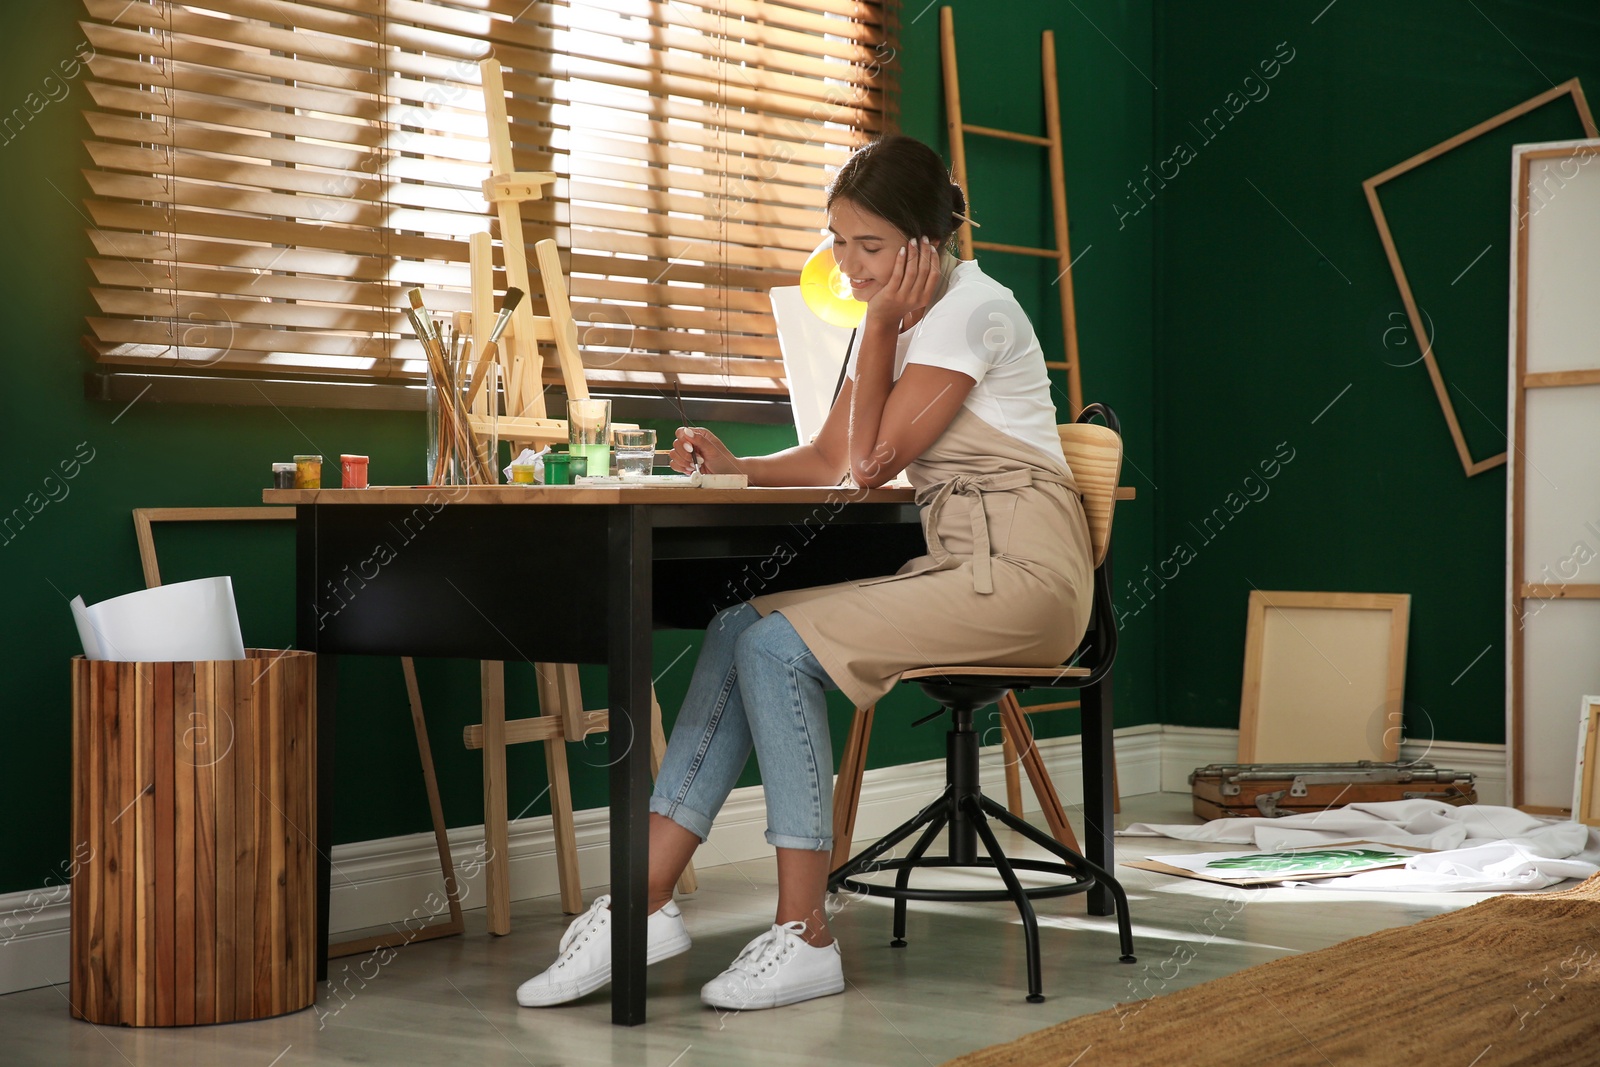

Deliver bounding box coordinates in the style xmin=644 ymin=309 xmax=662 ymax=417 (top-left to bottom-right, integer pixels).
xmin=916 ymin=469 xmax=1043 ymax=594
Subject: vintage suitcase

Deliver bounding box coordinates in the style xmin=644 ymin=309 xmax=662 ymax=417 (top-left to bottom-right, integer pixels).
xmin=1188 ymin=760 xmax=1477 ymax=820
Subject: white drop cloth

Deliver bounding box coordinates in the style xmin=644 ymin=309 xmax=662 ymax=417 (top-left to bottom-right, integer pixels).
xmin=1120 ymin=800 xmax=1600 ymax=892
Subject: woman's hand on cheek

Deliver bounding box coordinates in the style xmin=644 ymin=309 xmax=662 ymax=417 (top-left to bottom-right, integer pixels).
xmin=865 ymin=237 xmax=941 ymax=328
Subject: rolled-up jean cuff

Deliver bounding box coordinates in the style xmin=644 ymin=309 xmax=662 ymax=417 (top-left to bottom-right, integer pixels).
xmin=649 ymin=795 xmax=714 ymax=843
xmin=766 ymin=831 xmax=832 ymax=852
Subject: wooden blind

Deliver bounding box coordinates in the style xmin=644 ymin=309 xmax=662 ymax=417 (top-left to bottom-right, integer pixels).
xmin=80 ymin=0 xmax=896 ymax=400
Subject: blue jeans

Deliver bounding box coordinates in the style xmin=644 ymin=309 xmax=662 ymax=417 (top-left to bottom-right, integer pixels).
xmin=649 ymin=603 xmax=838 ymax=852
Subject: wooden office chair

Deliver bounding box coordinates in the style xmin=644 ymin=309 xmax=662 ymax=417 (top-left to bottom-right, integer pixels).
xmin=829 ymin=412 xmax=1125 ymax=867
xmin=826 ymin=403 xmax=1135 ymax=1003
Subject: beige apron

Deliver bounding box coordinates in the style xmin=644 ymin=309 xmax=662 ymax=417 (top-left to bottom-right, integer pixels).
xmin=751 ymin=406 xmax=1095 ymax=710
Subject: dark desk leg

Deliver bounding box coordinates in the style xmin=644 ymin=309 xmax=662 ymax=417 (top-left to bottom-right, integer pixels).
xmin=315 ymin=653 xmax=337 ymax=980
xmin=1081 ymin=674 xmax=1114 ymax=916
xmin=1082 ymin=540 xmax=1116 ymax=917
xmin=608 ymin=506 xmax=653 ymax=1026
xmin=296 ymin=504 xmax=336 ymax=984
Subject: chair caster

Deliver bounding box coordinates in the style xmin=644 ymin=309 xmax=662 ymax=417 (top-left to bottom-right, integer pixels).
xmin=1120 ymin=955 xmax=1137 ymax=964
xmin=890 ymin=938 xmax=907 ymax=948
xmin=1026 ymin=993 xmax=1045 ymax=1004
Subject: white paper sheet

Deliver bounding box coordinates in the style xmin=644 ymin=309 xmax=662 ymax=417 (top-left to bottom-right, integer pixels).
xmin=70 ymin=596 xmax=103 ymax=660
xmin=72 ymin=576 xmax=247 ymax=662
xmin=1150 ymin=844 xmax=1431 ymax=881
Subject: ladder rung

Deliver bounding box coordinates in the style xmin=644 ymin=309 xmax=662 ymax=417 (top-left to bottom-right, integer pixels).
xmin=1044 ymin=361 xmax=1071 ymax=371
xmin=962 ymin=123 xmax=1052 ymax=147
xmin=973 ymin=239 xmax=1061 ymax=259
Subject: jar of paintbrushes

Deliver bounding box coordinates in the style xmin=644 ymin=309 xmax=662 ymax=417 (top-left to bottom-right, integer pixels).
xmin=406 ymin=288 xmax=519 ymax=485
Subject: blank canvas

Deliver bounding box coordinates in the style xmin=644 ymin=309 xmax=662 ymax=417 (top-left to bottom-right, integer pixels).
xmin=1239 ymin=591 xmax=1410 ymax=764
xmin=1508 ymin=138 xmax=1600 ymax=809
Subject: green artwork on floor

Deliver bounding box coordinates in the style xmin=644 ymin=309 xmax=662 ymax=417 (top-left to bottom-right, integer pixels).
xmin=1205 ymin=848 xmax=1411 ymax=874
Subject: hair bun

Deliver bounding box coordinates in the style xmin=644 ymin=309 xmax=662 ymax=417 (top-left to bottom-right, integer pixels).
xmin=949 ymin=181 xmax=968 ymax=231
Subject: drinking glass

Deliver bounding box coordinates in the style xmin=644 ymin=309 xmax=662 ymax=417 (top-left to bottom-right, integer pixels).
xmin=613 ymin=428 xmax=657 ymax=477
xmin=568 ymin=398 xmax=612 ymax=478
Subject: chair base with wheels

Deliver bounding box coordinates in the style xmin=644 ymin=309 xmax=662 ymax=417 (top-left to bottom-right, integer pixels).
xmin=828 ymin=679 xmax=1135 ymax=1003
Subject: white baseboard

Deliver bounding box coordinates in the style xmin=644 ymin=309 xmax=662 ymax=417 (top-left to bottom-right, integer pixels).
xmin=0 ymin=723 xmax=1504 ymax=996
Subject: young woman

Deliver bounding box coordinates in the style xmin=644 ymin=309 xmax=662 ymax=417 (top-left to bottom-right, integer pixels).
xmin=517 ymin=134 xmax=1095 ymax=1012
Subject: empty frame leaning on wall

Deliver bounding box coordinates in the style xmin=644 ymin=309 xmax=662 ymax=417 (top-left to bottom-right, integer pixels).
xmin=1364 ymin=79 xmax=1597 ymax=478
xmin=1237 ymin=591 xmax=1411 ymax=765
xmin=1507 ymin=138 xmax=1600 ymax=812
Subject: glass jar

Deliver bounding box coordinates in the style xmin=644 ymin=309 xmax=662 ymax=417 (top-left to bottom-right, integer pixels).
xmin=567 ymin=398 xmax=612 ymax=479
xmin=427 ymin=356 xmax=497 ymax=485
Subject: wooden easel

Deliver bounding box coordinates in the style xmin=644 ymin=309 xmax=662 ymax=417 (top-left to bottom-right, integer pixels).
xmin=462 ymin=58 xmax=588 ymax=450
xmin=462 ymin=59 xmax=694 ymax=931
xmin=941 ymin=6 xmax=1084 ymax=418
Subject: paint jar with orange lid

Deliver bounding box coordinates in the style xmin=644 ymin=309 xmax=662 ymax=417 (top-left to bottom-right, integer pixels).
xmin=341 ymin=454 xmax=370 ymax=489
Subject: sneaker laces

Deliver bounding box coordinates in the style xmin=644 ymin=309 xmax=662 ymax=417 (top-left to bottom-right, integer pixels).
xmin=726 ymin=921 xmax=807 ymax=979
xmin=556 ymin=894 xmax=612 ymax=960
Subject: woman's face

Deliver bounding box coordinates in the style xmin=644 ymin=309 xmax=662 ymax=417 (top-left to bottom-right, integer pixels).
xmin=827 ymin=197 xmax=910 ymax=304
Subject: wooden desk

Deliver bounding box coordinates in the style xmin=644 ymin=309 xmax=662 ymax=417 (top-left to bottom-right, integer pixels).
xmin=267 ymin=484 xmax=926 ymax=1025
xmin=267 ymin=481 xmax=1130 ymax=1024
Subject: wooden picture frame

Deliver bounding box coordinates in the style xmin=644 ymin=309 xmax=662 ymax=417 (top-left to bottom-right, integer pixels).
xmin=1579 ymin=697 xmax=1600 ymax=827
xmin=1238 ymin=591 xmax=1411 ymax=764
xmin=1363 ymin=78 xmax=1597 ymax=478
xmin=1507 ymin=138 xmax=1600 ymax=812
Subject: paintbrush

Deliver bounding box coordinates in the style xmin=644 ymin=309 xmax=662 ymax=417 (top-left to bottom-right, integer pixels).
xmin=465 ymin=287 xmax=524 ymax=409
xmin=405 ymin=292 xmax=464 ymax=483
xmin=671 ymin=381 xmax=701 ymax=476
xmin=407 ymin=287 xmax=439 ymax=348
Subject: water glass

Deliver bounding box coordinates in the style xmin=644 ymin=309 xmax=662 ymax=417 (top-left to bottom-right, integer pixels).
xmin=613 ymin=428 xmax=657 ymax=477
xmin=568 ymin=398 xmax=612 ymax=478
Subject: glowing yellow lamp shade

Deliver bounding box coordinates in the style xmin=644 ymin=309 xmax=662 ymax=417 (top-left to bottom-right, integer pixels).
xmin=799 ymin=237 xmax=867 ymax=329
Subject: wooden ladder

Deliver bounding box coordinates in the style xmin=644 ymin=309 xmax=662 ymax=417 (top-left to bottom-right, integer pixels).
xmin=940 ymin=6 xmax=1084 ymax=417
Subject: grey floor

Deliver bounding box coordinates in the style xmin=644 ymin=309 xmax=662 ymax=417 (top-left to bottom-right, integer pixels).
xmin=0 ymin=793 xmax=1524 ymax=1066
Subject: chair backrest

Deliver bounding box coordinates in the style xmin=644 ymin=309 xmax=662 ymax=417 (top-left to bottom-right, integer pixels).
xmin=1057 ymin=422 xmax=1122 ymax=569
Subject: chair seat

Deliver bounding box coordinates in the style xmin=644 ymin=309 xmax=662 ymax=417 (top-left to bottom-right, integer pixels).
xmin=900 ymin=664 xmax=1092 ymax=688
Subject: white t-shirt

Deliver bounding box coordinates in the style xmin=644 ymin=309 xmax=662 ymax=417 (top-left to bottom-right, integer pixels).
xmin=845 ymin=259 xmax=1067 ymax=469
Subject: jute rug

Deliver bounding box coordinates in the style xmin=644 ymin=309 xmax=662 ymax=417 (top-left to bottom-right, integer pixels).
xmin=942 ymin=873 xmax=1600 ymax=1066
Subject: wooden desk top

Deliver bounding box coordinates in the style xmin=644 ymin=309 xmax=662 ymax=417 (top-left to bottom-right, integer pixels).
xmin=263 ymin=485 xmax=1136 ymax=506
xmin=263 ymin=485 xmax=917 ymax=506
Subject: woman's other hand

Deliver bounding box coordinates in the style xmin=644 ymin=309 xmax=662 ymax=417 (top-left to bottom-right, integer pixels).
xmin=670 ymin=427 xmax=741 ymax=475
xmin=864 ymin=236 xmax=942 ymax=328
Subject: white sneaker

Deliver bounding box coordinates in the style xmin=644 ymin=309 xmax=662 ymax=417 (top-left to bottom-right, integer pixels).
xmin=699 ymin=921 xmax=844 ymax=1011
xmin=516 ymin=895 xmax=692 ymax=1007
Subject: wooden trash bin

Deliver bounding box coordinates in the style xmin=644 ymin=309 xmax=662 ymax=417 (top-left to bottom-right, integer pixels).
xmin=70 ymin=650 xmax=317 ymax=1026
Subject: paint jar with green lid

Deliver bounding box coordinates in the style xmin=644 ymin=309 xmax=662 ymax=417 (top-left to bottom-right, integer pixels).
xmin=544 ymin=451 xmax=589 ymax=486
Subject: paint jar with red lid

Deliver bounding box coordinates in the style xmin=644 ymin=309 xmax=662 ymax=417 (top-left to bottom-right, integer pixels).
xmin=341 ymin=454 xmax=370 ymax=489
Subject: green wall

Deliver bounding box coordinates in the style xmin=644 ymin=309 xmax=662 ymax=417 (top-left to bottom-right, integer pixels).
xmin=0 ymin=2 xmax=1158 ymax=896
xmin=1151 ymin=1 xmax=1600 ymax=744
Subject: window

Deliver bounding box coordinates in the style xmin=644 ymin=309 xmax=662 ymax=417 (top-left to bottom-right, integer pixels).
xmin=81 ymin=0 xmax=898 ymax=406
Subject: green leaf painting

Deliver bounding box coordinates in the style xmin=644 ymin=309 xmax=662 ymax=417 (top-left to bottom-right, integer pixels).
xmin=1204 ymin=848 xmax=1409 ymax=874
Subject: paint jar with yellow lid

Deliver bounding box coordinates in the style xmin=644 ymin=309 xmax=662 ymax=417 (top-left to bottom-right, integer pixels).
xmin=293 ymin=455 xmax=323 ymax=489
